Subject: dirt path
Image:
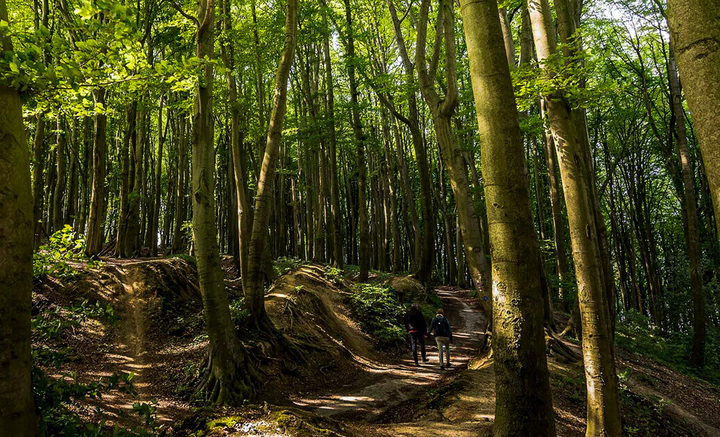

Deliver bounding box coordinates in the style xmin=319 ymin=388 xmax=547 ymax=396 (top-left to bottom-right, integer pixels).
xmin=289 ymin=287 xmax=488 ymax=424
xmin=80 ymin=260 xmax=191 ymax=427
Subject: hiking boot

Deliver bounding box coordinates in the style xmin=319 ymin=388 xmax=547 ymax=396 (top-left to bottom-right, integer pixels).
xmin=422 ymin=358 xmax=429 ymax=363
xmin=446 ymin=363 xmax=451 ymax=368
xmin=440 ymin=366 xmax=445 ymax=371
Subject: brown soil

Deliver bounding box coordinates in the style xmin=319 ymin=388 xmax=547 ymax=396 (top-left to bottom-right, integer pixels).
xmin=285 ymin=286 xmax=488 ymax=424
xmin=33 ymin=260 xmax=720 ymax=436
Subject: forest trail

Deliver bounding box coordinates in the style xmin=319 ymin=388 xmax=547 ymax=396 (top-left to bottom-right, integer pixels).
xmin=78 ymin=259 xmax=194 ymax=427
xmin=289 ymin=286 xmax=492 ymax=433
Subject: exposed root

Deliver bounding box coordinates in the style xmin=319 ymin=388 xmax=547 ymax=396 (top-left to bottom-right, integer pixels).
xmin=252 ymin=313 xmax=308 ymax=368
xmin=545 ymin=328 xmax=581 ymax=362
xmin=196 ymin=350 xmax=259 ymax=406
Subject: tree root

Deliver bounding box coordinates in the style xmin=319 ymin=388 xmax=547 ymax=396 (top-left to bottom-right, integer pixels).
xmin=251 ymin=314 xmax=308 ymax=368
xmin=196 ymin=349 xmax=259 ymax=406
xmin=545 ymin=328 xmax=581 ymax=362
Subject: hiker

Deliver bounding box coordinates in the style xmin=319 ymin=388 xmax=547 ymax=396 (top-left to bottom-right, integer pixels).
xmin=428 ymin=308 xmax=453 ymax=370
xmin=404 ymin=303 xmax=428 ymax=366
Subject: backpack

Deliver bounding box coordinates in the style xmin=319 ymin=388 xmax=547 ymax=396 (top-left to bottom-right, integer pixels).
xmin=434 ymin=316 xmax=451 ymax=337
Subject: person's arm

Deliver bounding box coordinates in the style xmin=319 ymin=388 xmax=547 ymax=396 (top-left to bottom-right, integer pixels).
xmin=448 ymin=319 xmax=453 ymax=343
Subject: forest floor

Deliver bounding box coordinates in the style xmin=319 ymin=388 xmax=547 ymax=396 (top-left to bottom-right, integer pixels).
xmin=32 ymin=257 xmax=720 ymax=436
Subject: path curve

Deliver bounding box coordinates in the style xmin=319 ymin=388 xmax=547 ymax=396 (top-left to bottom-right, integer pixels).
xmin=290 ymin=287 xmax=487 ymax=422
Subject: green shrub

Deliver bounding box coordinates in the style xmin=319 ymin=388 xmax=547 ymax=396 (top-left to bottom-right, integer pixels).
xmin=348 ymin=283 xmax=407 ymax=348
xmin=323 ymin=265 xmax=344 ymax=284
xmin=273 ymin=257 xmax=309 ymax=277
xmin=33 ymin=225 xmax=102 ymax=280
xmin=33 ymin=367 xmax=143 ymax=436
xmin=229 ymin=297 xmax=249 ymax=325
xmin=32 ymin=300 xmax=118 ymax=340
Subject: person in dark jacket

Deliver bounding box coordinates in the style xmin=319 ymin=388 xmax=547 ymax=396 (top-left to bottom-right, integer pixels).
xmin=428 ymin=308 xmax=453 ymax=370
xmin=404 ymin=303 xmax=428 ymax=366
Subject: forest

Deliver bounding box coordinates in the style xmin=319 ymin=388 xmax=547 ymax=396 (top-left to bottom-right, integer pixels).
xmin=1 ymin=0 xmax=719 ymax=435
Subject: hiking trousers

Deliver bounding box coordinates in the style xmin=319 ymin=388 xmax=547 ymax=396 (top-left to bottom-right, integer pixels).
xmin=435 ymin=336 xmax=450 ymax=367
xmin=410 ymin=332 xmax=426 ymax=364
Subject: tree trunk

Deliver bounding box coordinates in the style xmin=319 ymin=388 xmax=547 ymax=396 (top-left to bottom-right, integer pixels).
xmin=53 ymin=117 xmax=66 ymax=232
xmin=244 ymin=0 xmax=298 ymax=324
xmin=541 ymin=102 xmax=570 ymax=311
xmin=322 ymin=7 xmax=343 ymax=267
xmin=192 ymin=0 xmax=256 ymax=404
xmin=529 ymin=0 xmax=622 ymax=433
xmin=0 ymin=4 xmax=38 ymax=430
xmin=32 ymin=115 xmax=45 ymax=248
xmin=85 ymin=88 xmax=107 ymax=257
xmin=149 ymin=97 xmax=165 ymax=256
xmin=387 ymin=0 xmax=435 ymax=281
xmin=498 ymin=6 xmax=516 ymax=66
xmin=668 ymin=41 xmax=706 ymax=368
xmin=416 ymin=0 xmax=492 ymax=319
xmin=344 ymin=0 xmax=370 ymax=281
xmin=126 ymin=103 xmax=144 ymax=256
xmin=667 ymin=0 xmax=720 ymax=256
xmin=172 ymin=115 xmax=187 ymax=253
xmin=116 ymin=103 xmax=137 ymax=258
xmin=460 ymin=0 xmax=555 ymax=433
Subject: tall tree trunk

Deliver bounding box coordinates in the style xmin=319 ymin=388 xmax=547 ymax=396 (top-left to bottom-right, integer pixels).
xmin=67 ymin=120 xmax=79 ymax=229
xmin=416 ymin=0 xmax=492 ymax=320
xmin=53 ymin=118 xmax=67 ymax=232
xmin=192 ymin=0 xmax=256 ymax=404
xmin=245 ymin=0 xmax=298 ymax=324
xmin=116 ymin=103 xmax=137 ymax=258
xmin=77 ymin=116 xmax=92 ymax=236
xmin=126 ymin=103 xmax=144 ymax=256
xmin=387 ymin=0 xmax=435 ymax=281
xmin=667 ymin=0 xmax=720 ymax=256
xmin=32 ymin=115 xmax=46 ymax=248
xmin=529 ymin=0 xmax=622 ymax=433
xmin=669 ymin=41 xmax=706 ymax=368
xmin=85 ymin=88 xmax=107 ymax=257
xmin=460 ymin=0 xmax=555 ymax=433
xmin=322 ymin=6 xmax=343 ymax=267
xmin=533 ymin=136 xmax=547 ymax=240
xmin=498 ymin=6 xmax=515 ymax=66
xmin=172 ymin=115 xmax=187 ymax=253
xmin=0 ymin=2 xmax=37 ymax=428
xmin=220 ymin=0 xmax=253 ymax=284
xmin=344 ymin=0 xmax=370 ymax=281
xmin=149 ymin=97 xmax=165 ymax=256
xmin=541 ymin=102 xmax=570 ymax=311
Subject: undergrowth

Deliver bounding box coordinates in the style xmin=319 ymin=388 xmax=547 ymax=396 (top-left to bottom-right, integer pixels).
xmin=33 ymin=225 xmax=102 ymax=280
xmin=347 ymin=280 xmax=441 ymax=349
xmin=348 ymin=283 xmax=407 ymax=348
xmin=615 ymin=310 xmax=720 ymax=386
xmin=552 ymin=367 xmax=694 ymax=436
xmin=32 ymin=295 xmax=158 ymax=435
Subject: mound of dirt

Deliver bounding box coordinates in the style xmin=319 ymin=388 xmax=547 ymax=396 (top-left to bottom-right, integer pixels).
xmin=386 ymin=275 xmax=427 ymax=304
xmin=260 ymin=265 xmax=378 ymax=402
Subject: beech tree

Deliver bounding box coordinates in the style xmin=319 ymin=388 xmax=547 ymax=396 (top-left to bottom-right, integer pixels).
xmin=0 ymin=0 xmax=37 ymax=432
xmin=191 ymin=0 xmax=256 ymax=404
xmin=528 ymin=0 xmax=622 ymax=433
xmin=460 ymin=0 xmax=556 ymax=433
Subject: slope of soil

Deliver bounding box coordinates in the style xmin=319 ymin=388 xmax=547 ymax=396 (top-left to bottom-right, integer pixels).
xmin=287 ymin=287 xmax=488 ymax=423
xmin=33 ymin=259 xmax=720 ymax=436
